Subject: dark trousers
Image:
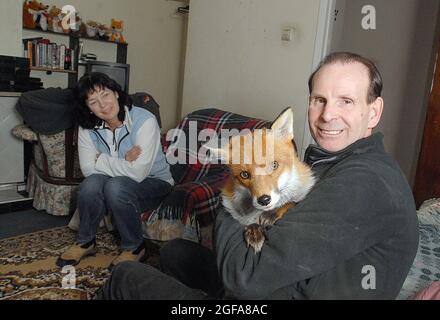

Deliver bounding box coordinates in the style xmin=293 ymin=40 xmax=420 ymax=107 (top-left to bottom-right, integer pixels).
xmin=97 ymin=239 xmax=224 ymax=300
xmin=77 ymin=174 xmax=172 ymax=250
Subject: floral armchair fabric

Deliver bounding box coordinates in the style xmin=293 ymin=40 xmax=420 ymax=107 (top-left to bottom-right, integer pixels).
xmin=12 ymin=124 xmax=83 ymax=216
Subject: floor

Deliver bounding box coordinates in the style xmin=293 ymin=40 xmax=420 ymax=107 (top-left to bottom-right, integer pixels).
xmin=0 ymin=186 xmax=71 ymax=239
xmin=0 ymin=208 xmax=71 ymax=240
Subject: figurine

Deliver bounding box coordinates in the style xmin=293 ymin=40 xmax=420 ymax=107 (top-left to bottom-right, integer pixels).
xmin=110 ymin=19 xmax=126 ymax=43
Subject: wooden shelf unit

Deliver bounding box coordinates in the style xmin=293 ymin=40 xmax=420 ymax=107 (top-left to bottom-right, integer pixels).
xmin=30 ymin=66 xmax=78 ymax=74
xmin=23 ymin=27 xmax=128 ymax=88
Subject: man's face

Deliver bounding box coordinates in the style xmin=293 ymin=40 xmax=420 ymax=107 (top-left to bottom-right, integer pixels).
xmin=308 ymin=61 xmax=383 ymax=152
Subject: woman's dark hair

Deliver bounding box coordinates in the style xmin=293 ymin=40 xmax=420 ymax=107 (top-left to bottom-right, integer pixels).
xmin=308 ymin=52 xmax=383 ymax=104
xmin=75 ymin=72 xmax=130 ymax=129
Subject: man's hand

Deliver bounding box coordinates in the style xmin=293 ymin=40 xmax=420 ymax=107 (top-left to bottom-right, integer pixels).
xmin=125 ymin=145 xmax=142 ymax=162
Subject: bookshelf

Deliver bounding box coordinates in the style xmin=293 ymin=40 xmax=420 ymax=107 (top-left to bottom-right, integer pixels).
xmin=29 ymin=66 xmax=77 ymax=74
xmin=22 ymin=27 xmax=128 ymax=88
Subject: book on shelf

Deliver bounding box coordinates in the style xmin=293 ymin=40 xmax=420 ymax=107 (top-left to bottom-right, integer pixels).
xmin=59 ymin=45 xmax=66 ymax=70
xmin=23 ymin=37 xmax=75 ymax=71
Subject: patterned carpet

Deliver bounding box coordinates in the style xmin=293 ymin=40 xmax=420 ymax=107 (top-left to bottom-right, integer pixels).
xmin=0 ymin=226 xmax=160 ymax=300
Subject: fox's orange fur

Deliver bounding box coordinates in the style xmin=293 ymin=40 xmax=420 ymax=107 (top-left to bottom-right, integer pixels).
xmin=211 ymin=108 xmax=315 ymax=252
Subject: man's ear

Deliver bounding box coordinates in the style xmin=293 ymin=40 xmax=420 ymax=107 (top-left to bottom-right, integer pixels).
xmin=271 ymin=107 xmax=294 ymax=139
xmin=368 ymin=97 xmax=384 ymax=129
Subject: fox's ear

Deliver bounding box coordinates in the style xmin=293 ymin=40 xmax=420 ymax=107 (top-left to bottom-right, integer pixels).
xmin=271 ymin=107 xmax=294 ymax=139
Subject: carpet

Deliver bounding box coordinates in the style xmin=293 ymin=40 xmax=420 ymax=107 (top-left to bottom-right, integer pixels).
xmin=0 ymin=226 xmax=160 ymax=300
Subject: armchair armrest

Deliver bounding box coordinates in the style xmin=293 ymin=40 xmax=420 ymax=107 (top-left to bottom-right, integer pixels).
xmin=148 ymin=165 xmax=230 ymax=227
xmin=11 ymin=124 xmax=37 ymax=142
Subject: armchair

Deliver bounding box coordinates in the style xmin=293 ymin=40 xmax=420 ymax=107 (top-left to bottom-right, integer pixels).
xmin=12 ymin=88 xmax=161 ymax=217
xmin=140 ymin=108 xmax=270 ymax=248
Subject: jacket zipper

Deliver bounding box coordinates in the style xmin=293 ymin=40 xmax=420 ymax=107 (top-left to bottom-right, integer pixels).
xmin=93 ymin=129 xmax=111 ymax=153
xmin=117 ymin=127 xmax=130 ymax=152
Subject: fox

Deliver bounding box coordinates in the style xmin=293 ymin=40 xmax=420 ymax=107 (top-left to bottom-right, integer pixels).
xmin=208 ymin=108 xmax=316 ymax=253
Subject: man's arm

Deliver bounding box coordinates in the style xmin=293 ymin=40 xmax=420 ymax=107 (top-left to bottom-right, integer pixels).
xmin=215 ymin=163 xmax=408 ymax=299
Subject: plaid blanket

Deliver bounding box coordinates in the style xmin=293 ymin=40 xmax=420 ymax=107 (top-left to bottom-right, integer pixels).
xmin=141 ymin=108 xmax=270 ymax=246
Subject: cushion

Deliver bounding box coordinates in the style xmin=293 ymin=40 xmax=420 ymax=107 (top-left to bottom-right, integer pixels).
xmin=397 ymin=199 xmax=440 ymax=299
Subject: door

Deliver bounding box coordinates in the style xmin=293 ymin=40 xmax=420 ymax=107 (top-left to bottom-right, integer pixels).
xmin=413 ymin=40 xmax=440 ymax=208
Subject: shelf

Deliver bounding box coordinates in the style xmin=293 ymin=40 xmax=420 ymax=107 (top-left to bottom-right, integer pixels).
xmin=23 ymin=26 xmax=127 ymax=87
xmin=23 ymin=27 xmax=128 ymax=45
xmin=30 ymin=67 xmax=77 ymax=74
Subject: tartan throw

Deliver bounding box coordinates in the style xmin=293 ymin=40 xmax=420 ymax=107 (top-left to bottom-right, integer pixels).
xmin=141 ymin=108 xmax=270 ymax=246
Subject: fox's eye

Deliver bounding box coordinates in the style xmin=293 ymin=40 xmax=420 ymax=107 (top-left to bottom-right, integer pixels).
xmin=240 ymin=171 xmax=250 ymax=179
xmin=271 ymin=161 xmax=279 ymax=170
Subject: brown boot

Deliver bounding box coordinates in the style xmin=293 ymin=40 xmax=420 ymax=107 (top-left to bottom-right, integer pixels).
xmin=56 ymin=240 xmax=96 ymax=267
xmin=109 ymin=241 xmax=147 ymax=270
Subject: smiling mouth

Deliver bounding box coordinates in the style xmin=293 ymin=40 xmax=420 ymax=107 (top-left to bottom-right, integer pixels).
xmin=319 ymin=129 xmax=343 ymax=136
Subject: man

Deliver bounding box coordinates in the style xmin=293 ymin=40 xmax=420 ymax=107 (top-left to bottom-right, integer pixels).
xmin=98 ymin=52 xmax=419 ymax=300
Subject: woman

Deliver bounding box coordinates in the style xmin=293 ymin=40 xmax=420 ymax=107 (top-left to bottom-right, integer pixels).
xmin=57 ymin=72 xmax=174 ymax=269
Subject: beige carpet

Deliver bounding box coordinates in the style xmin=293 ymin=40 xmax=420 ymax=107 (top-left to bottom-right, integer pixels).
xmin=0 ymin=226 xmax=159 ymax=300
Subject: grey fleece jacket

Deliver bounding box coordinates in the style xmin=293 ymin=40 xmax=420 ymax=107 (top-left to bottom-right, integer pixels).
xmin=214 ymin=132 xmax=419 ymax=300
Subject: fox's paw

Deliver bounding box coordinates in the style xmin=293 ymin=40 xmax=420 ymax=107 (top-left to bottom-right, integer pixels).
xmin=259 ymin=211 xmax=278 ymax=227
xmin=244 ymin=224 xmax=266 ymax=253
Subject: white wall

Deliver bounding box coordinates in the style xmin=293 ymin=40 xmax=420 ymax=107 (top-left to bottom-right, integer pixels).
xmin=332 ymin=0 xmax=440 ymax=185
xmin=1 ymin=0 xmax=186 ymax=131
xmin=0 ymin=0 xmax=22 ymax=56
xmin=181 ymin=0 xmax=321 ymax=154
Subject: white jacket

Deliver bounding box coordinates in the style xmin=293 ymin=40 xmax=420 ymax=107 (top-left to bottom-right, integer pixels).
xmin=78 ymin=106 xmax=174 ymax=185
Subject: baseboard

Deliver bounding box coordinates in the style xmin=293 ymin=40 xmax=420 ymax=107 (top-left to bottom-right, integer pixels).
xmin=0 ymin=190 xmax=33 ymax=214
xmin=0 ymin=199 xmax=33 ymax=214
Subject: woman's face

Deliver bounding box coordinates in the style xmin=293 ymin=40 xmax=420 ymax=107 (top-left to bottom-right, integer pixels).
xmin=86 ymin=87 xmax=120 ymax=123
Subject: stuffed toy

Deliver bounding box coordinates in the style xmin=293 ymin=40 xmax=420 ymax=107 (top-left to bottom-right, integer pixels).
xmin=48 ymin=5 xmax=63 ymax=33
xmin=72 ymin=14 xmax=83 ymax=33
xmin=86 ymin=20 xmax=99 ymax=38
xmin=79 ymin=21 xmax=88 ymax=37
xmin=97 ymin=23 xmax=110 ymax=41
xmin=23 ymin=0 xmax=49 ymax=29
xmin=59 ymin=9 xmax=82 ymax=34
xmin=39 ymin=11 xmax=49 ymax=31
xmin=110 ymin=19 xmax=126 ymax=43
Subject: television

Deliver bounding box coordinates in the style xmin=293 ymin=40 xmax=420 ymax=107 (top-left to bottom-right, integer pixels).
xmin=85 ymin=61 xmax=130 ymax=93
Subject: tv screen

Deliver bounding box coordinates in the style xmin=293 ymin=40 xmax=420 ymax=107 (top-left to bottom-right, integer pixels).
xmin=86 ymin=61 xmax=130 ymax=93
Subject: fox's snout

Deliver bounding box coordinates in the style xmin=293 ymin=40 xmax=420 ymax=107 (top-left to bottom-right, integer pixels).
xmin=250 ymin=187 xmax=281 ymax=210
xmin=257 ymin=195 xmax=271 ymax=206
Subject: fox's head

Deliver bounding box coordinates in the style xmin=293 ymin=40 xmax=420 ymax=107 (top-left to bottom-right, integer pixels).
xmin=208 ymin=108 xmax=315 ymax=213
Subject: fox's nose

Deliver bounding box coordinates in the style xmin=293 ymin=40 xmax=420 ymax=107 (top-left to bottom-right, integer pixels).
xmin=257 ymin=195 xmax=271 ymax=206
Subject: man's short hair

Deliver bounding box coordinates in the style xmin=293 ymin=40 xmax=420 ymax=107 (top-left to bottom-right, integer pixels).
xmin=308 ymin=52 xmax=383 ymax=104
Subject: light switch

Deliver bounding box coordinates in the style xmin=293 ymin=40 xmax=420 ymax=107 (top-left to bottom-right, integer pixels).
xmin=281 ymin=27 xmax=294 ymax=42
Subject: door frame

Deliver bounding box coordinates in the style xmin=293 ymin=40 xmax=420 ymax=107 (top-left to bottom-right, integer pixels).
xmin=413 ymin=38 xmax=440 ymax=208
xmin=300 ymin=0 xmax=337 ymax=159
